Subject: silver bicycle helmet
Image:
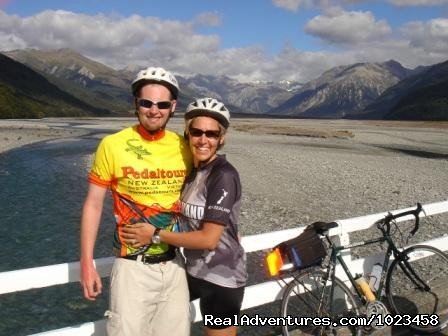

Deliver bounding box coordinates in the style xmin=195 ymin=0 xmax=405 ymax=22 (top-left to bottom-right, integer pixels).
xmin=131 ymin=66 xmax=179 ymax=99
xmin=185 ymin=97 xmax=230 ymax=129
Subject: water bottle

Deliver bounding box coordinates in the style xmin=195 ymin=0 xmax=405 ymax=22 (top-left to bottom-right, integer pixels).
xmin=354 ymin=274 xmax=375 ymax=302
xmin=369 ymin=263 xmax=382 ymax=292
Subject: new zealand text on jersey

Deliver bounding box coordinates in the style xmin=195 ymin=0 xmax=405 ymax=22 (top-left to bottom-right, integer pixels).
xmin=122 ymin=166 xmax=187 ymax=179
xmin=127 ymin=179 xmax=183 ymax=186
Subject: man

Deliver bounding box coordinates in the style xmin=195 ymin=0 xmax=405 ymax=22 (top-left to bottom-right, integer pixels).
xmin=122 ymin=98 xmax=247 ymax=336
xmin=80 ymin=67 xmax=192 ymax=336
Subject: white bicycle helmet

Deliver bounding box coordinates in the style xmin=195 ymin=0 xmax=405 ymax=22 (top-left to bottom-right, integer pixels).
xmin=185 ymin=97 xmax=230 ymax=129
xmin=131 ymin=66 xmax=179 ymax=98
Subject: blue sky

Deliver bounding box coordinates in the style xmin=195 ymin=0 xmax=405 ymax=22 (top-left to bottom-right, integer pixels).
xmin=1 ymin=0 xmax=447 ymax=82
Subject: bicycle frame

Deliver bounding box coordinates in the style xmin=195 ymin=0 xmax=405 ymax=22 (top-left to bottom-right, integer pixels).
xmin=328 ymin=237 xmax=389 ymax=304
xmin=324 ymin=223 xmax=415 ymax=306
xmin=282 ymin=225 xmax=407 ymax=317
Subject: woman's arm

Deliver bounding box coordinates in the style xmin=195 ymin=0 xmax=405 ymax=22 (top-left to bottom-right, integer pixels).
xmin=121 ymin=221 xmax=224 ymax=250
xmin=160 ymin=221 xmax=224 ymax=250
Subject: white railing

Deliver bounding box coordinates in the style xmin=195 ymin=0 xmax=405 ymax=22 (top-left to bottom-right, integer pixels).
xmin=1 ymin=201 xmax=447 ymax=336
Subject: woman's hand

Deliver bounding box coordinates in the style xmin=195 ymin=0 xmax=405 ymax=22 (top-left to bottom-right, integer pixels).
xmin=121 ymin=223 xmax=155 ymax=247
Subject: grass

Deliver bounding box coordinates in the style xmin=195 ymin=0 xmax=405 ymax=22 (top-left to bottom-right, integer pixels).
xmin=231 ymin=118 xmax=448 ymax=139
xmin=232 ymin=123 xmax=355 ymax=139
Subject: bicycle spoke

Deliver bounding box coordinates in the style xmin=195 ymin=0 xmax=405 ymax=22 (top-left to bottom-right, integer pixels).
xmin=281 ymin=270 xmax=361 ymax=336
xmin=387 ymin=245 xmax=448 ymax=333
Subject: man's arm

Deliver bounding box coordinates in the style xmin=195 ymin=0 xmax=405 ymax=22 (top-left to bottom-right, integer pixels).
xmin=80 ymin=183 xmax=107 ymax=300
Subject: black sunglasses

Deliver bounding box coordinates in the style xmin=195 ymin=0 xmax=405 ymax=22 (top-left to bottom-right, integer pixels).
xmin=137 ymin=99 xmax=172 ymax=109
xmin=189 ymin=127 xmax=221 ymax=139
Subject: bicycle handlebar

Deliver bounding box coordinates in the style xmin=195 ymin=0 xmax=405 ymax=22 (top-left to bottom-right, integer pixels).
xmin=377 ymin=203 xmax=423 ymax=236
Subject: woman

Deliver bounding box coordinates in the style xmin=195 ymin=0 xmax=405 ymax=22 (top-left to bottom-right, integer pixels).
xmin=122 ymin=97 xmax=247 ymax=336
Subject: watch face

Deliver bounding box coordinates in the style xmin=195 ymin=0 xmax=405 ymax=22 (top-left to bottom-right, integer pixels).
xmin=152 ymin=230 xmax=161 ymax=244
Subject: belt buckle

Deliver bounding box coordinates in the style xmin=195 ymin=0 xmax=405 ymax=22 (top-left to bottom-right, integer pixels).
xmin=142 ymin=254 xmax=159 ymax=265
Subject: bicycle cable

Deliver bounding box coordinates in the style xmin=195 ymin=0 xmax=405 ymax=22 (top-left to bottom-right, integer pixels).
xmin=390 ymin=217 xmax=409 ymax=248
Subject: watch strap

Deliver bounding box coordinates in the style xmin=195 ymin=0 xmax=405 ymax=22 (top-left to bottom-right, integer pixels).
xmin=152 ymin=228 xmax=161 ymax=244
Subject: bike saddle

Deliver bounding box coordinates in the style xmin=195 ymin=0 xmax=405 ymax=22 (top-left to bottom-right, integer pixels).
xmin=308 ymin=221 xmax=338 ymax=235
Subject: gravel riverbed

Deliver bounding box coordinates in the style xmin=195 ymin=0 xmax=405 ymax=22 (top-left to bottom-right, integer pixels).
xmin=223 ymin=119 xmax=448 ymax=336
xmin=226 ymin=119 xmax=448 ymax=234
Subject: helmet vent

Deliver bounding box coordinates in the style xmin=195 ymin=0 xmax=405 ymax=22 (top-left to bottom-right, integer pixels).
xmin=131 ymin=66 xmax=179 ymax=98
xmin=185 ymin=97 xmax=231 ymax=129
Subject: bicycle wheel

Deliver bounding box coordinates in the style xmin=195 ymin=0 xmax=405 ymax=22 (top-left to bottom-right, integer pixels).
xmin=386 ymin=244 xmax=448 ymax=333
xmin=280 ymin=269 xmax=362 ymax=336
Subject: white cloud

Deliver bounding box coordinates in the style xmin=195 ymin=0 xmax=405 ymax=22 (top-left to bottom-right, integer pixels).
xmin=304 ymin=8 xmax=391 ymax=44
xmin=401 ymin=18 xmax=448 ymax=54
xmin=271 ymin=0 xmax=315 ymax=12
xmin=270 ymin=0 xmax=448 ymax=12
xmin=0 ymin=31 xmax=26 ymax=50
xmin=0 ymin=11 xmax=26 ymax=49
xmin=389 ymin=0 xmax=448 ymax=5
xmin=341 ymin=0 xmax=448 ymax=5
xmin=0 ymin=8 xmax=447 ymax=83
xmin=194 ymin=12 xmax=222 ymax=27
xmin=0 ymin=10 xmax=221 ymax=69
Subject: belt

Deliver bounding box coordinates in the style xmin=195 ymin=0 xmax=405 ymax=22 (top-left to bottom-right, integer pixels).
xmin=122 ymin=248 xmax=176 ymax=264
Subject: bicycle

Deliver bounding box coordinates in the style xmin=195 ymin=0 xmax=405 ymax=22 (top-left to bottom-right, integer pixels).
xmin=265 ymin=203 xmax=448 ymax=335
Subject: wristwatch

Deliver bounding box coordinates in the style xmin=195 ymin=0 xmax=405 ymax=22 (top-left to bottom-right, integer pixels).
xmin=152 ymin=228 xmax=161 ymax=244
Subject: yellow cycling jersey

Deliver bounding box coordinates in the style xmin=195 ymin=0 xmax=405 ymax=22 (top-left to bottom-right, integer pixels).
xmin=88 ymin=124 xmax=192 ymax=256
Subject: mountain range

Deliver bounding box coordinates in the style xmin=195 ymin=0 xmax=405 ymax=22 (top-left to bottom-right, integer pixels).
xmin=0 ymin=52 xmax=110 ymax=118
xmin=5 ymin=48 xmax=132 ymax=115
xmin=270 ymin=60 xmax=418 ymax=118
xmin=357 ymin=60 xmax=448 ymax=121
xmin=1 ymin=48 xmax=447 ymax=120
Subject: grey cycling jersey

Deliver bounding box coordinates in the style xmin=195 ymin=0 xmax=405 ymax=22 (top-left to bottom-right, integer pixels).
xmin=179 ymin=155 xmax=247 ymax=288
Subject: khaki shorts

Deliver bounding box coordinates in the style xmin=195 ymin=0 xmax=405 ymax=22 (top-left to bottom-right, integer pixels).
xmin=106 ymin=256 xmax=190 ymax=336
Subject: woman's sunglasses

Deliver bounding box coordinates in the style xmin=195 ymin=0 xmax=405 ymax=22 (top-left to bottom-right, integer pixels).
xmin=189 ymin=127 xmax=221 ymax=139
xmin=137 ymin=99 xmax=172 ymax=109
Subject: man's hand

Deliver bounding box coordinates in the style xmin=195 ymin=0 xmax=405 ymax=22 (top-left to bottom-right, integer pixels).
xmin=80 ymin=183 xmax=107 ymax=301
xmin=80 ymin=260 xmax=102 ymax=301
xmin=121 ymin=223 xmax=156 ymax=247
